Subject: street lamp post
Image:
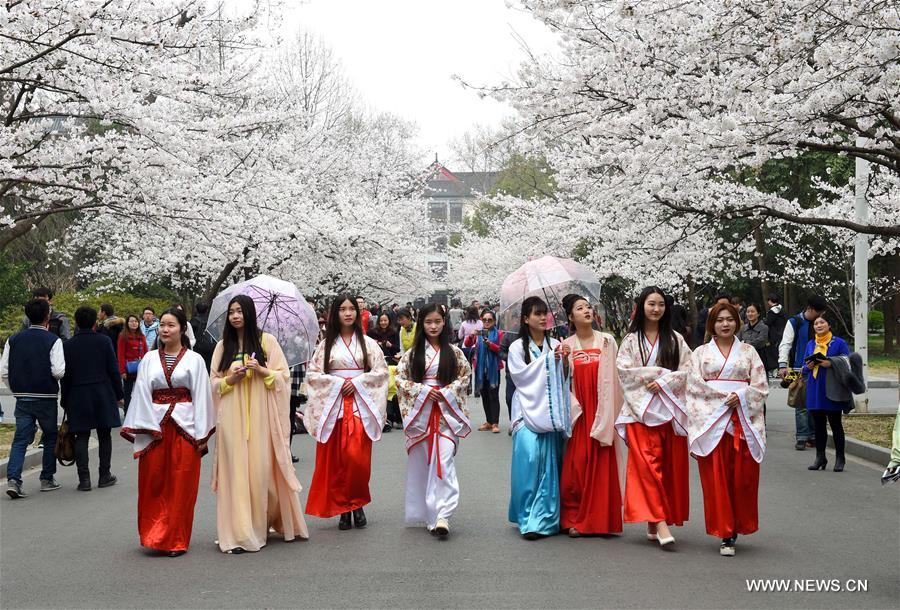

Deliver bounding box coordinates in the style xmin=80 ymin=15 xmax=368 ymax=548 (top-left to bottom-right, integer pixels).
xmin=853 ymin=148 xmax=869 ymax=413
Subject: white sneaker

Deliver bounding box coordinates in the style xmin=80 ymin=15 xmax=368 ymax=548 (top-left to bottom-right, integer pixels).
xmin=720 ymin=542 xmax=735 ymax=556
xmin=434 ymin=518 xmax=449 ymax=537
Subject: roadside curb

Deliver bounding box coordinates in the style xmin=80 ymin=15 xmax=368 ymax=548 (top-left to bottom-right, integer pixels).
xmin=829 ymin=432 xmax=891 ymax=465
xmin=0 ymin=447 xmax=44 ymax=479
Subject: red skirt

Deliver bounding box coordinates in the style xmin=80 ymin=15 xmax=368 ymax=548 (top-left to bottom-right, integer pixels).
xmin=696 ymin=414 xmax=760 ymax=539
xmin=306 ymin=396 xmax=373 ymax=518
xmin=624 ymin=422 xmax=689 ymax=526
xmin=137 ymin=420 xmax=202 ymax=552
xmin=560 ymin=413 xmax=623 ymax=534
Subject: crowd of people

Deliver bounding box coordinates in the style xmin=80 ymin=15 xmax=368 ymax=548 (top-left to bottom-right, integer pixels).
xmin=0 ymin=283 xmax=872 ymax=559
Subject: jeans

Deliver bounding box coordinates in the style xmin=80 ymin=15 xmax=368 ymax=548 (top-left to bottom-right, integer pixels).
xmin=7 ymin=398 xmax=58 ymax=484
xmin=479 ymin=374 xmax=501 ymax=425
xmin=794 ymin=406 xmax=815 ymax=442
xmin=74 ymin=428 xmax=112 ymax=480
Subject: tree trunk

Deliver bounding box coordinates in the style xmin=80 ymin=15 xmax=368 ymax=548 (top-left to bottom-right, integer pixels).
xmin=0 ymin=215 xmax=48 ymax=251
xmin=752 ymin=225 xmax=771 ymax=301
xmin=685 ymin=277 xmax=698 ymax=348
xmin=203 ymin=257 xmax=241 ymax=303
xmin=883 ymin=254 xmax=900 ymax=354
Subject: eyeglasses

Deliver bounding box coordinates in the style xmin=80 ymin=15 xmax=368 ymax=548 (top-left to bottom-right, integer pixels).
xmin=481 ymin=317 xmax=494 ymax=322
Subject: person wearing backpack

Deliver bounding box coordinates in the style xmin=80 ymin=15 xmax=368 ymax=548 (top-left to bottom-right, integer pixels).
xmin=189 ymin=302 xmax=215 ymax=371
xmin=778 ymin=295 xmax=827 ymax=451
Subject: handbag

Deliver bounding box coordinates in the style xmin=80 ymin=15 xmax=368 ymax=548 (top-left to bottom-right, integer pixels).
xmin=786 ymin=373 xmax=806 ymax=409
xmin=126 ymin=360 xmax=140 ymax=375
xmin=55 ymin=411 xmax=76 ymax=467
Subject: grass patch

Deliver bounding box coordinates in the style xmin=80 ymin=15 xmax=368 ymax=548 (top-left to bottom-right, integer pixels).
xmin=0 ymin=423 xmax=42 ymax=460
xmin=868 ymin=334 xmax=900 ymax=378
xmin=0 ymin=423 xmax=15 ymax=460
xmin=842 ymin=414 xmax=895 ymax=449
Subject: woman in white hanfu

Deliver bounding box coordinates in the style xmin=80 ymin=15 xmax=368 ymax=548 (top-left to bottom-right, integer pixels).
xmin=396 ymin=303 xmax=471 ymax=537
xmin=615 ymin=286 xmax=692 ymax=547
xmin=121 ymin=308 xmax=215 ymax=557
xmin=305 ymin=295 xmax=388 ymax=531
xmin=687 ymin=302 xmax=768 ymax=557
xmin=507 ymin=296 xmax=572 ymax=540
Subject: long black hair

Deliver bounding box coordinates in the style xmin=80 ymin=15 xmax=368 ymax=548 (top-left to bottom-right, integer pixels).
xmin=519 ymin=296 xmax=549 ymax=364
xmin=628 ymin=286 xmax=680 ymax=370
xmin=409 ymin=302 xmax=457 ymax=386
xmin=217 ymin=295 xmax=267 ymax=373
xmin=323 ymin=294 xmax=370 ymax=374
xmin=156 ymin=307 xmax=192 ymax=350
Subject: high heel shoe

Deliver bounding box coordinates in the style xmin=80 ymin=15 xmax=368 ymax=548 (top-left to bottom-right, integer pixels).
xmin=807 ymin=455 xmax=827 ymax=470
xmin=339 ymin=512 xmax=352 ymax=530
xmin=833 ymin=455 xmax=845 ymax=472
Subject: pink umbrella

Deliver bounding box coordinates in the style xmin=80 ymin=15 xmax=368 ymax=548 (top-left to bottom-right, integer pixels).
xmin=498 ymin=256 xmax=602 ymax=332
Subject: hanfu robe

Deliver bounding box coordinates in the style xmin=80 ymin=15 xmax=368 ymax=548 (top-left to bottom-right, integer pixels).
xmin=507 ymin=337 xmax=571 ymax=536
xmin=396 ymin=344 xmax=471 ymax=529
xmin=615 ymin=331 xmax=691 ymax=526
xmin=121 ymin=348 xmax=215 ymax=553
xmin=560 ymin=331 xmax=626 ymax=534
xmin=210 ymin=333 xmax=308 ymax=552
xmin=687 ymin=337 xmax=768 ymax=539
xmin=304 ymin=334 xmax=388 ymax=518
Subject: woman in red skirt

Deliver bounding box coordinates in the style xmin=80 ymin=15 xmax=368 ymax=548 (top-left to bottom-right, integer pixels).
xmin=615 ymin=286 xmax=692 ymax=547
xmin=304 ymin=295 xmax=388 ymax=530
xmin=559 ymin=294 xmax=626 ymax=537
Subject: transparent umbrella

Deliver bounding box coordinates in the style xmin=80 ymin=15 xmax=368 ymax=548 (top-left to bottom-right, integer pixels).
xmin=498 ymin=256 xmax=602 ymax=336
xmin=206 ymin=275 xmax=319 ymax=367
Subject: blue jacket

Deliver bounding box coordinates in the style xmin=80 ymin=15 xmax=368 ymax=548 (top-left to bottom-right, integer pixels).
xmin=802 ymin=336 xmax=851 ymax=413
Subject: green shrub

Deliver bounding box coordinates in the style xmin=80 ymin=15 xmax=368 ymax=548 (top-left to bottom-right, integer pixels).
xmin=0 ymin=291 xmax=173 ymax=344
xmin=868 ymin=310 xmax=884 ymax=333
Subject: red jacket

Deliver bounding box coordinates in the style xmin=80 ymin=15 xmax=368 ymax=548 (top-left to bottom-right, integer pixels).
xmin=118 ymin=332 xmax=148 ymax=375
xmin=463 ymin=330 xmax=504 ymax=370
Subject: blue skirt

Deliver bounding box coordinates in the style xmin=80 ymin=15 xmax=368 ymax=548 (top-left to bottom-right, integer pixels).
xmin=509 ymin=427 xmax=565 ymax=535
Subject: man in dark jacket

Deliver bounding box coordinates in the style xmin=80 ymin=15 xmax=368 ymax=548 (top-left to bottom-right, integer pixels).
xmin=61 ymin=306 xmax=124 ymax=491
xmin=499 ymin=330 xmax=518 ymax=433
xmin=96 ymin=303 xmax=124 ymax=355
xmin=764 ymin=293 xmax=788 ymax=375
xmin=2 ymin=299 xmax=65 ymax=498
xmin=20 ymin=287 xmax=70 ymax=340
xmin=189 ymin=302 xmax=215 ymax=372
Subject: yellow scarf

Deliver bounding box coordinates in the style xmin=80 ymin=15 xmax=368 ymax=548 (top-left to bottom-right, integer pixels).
xmin=812 ymin=331 xmax=832 ymax=378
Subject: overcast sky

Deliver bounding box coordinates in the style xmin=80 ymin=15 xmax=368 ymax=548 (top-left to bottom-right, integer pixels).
xmin=240 ymin=0 xmax=558 ymax=167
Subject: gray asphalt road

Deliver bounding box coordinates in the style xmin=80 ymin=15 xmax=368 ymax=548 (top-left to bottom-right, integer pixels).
xmin=2 ymin=388 xmax=898 ymax=609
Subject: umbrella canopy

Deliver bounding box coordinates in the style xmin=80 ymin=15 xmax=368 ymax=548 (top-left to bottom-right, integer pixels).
xmin=498 ymin=256 xmax=602 ymax=333
xmin=206 ymin=275 xmax=319 ymax=367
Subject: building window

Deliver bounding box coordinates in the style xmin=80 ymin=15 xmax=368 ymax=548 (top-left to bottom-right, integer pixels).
xmin=449 ymin=202 xmax=463 ymax=224
xmin=429 ymin=202 xmax=447 ymax=222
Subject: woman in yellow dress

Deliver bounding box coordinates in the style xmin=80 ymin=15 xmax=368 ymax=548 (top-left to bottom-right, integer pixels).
xmin=210 ymin=294 xmax=309 ymax=553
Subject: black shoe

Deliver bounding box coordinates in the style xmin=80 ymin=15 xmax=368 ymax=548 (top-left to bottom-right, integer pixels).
xmin=795 ymin=441 xmax=806 ymax=451
xmin=227 ymin=547 xmax=245 ymax=554
xmin=353 ymin=507 xmax=367 ymax=528
xmin=291 ymin=454 xmax=299 ymax=463
xmin=339 ymin=512 xmax=352 ymax=530
xmin=168 ymin=550 xmax=187 ymax=557
xmin=382 ymin=424 xmax=392 ymax=433
xmin=807 ymin=455 xmax=827 ymax=470
xmin=720 ymin=537 xmax=736 ymax=556
xmin=98 ymin=474 xmax=117 ymax=488
xmin=833 ymin=455 xmax=845 ymax=472
xmin=77 ymin=478 xmax=92 ymax=491
xmin=523 ymin=532 xmax=541 ymax=541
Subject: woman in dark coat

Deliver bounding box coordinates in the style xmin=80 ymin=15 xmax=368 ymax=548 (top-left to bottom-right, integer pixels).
xmin=368 ymin=313 xmax=402 ymax=430
xmin=738 ymin=303 xmax=771 ymax=371
xmin=61 ymin=306 xmax=124 ymax=491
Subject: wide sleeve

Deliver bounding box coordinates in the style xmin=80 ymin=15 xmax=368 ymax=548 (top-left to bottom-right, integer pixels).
xmin=188 ymin=353 xmax=215 ymax=450
xmin=348 ymin=336 xmax=389 ymax=440
xmin=801 ymin=339 xmax=815 ymax=378
xmin=303 ymin=340 xmax=345 ymax=443
xmin=395 ymin=350 xmax=430 ymax=420
xmin=209 ymin=341 xmax=232 ymax=397
xmin=438 ymin=346 xmax=472 ymax=419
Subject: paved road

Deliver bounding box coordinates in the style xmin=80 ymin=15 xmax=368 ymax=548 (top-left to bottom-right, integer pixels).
xmin=2 ymin=385 xmax=898 ymax=609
